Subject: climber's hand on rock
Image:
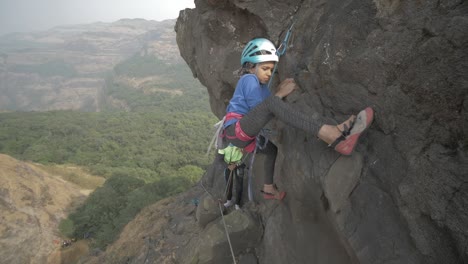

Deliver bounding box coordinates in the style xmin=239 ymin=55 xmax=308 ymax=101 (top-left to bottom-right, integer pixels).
xmin=275 ymin=78 xmax=296 ymax=99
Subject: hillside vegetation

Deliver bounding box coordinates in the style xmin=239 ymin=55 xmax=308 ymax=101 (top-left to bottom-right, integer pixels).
xmin=0 ymin=96 xmax=216 ymax=250
xmin=0 ymin=51 xmax=217 ymax=250
xmin=0 ymin=110 xmax=214 ymax=181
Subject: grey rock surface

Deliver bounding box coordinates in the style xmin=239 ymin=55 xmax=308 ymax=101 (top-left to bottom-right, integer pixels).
xmin=324 ymin=153 xmax=363 ymax=213
xmin=195 ymin=194 xmax=220 ymax=228
xmin=190 ymin=210 xmax=262 ymax=264
xmin=176 ymin=0 xmax=468 ymax=263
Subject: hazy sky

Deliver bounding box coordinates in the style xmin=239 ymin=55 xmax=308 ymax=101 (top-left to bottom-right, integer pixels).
xmin=0 ymin=0 xmax=195 ymax=36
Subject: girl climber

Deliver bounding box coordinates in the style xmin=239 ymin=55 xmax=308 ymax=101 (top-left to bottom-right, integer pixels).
xmin=221 ymin=38 xmax=374 ymax=201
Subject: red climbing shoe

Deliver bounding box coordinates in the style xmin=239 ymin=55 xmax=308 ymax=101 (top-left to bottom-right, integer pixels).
xmin=331 ymin=107 xmax=374 ymax=155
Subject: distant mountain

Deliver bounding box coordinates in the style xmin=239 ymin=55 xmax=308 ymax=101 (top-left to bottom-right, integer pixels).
xmin=0 ymin=19 xmax=187 ymax=112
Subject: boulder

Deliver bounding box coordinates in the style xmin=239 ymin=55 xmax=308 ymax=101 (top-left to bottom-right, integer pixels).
xmin=323 ymin=153 xmax=363 ymax=213
xmin=195 ymin=194 xmax=221 ymax=228
xmin=192 ymin=210 xmax=262 ymax=264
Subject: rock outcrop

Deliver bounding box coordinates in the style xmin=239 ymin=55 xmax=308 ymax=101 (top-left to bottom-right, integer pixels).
xmin=190 ymin=206 xmax=262 ymax=264
xmin=173 ymin=1 xmax=467 ymax=263
xmin=81 ymin=187 xmax=204 ymax=264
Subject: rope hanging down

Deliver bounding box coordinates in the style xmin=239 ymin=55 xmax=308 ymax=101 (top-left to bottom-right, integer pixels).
xmin=199 ymin=19 xmax=297 ymax=263
xmin=218 ymin=201 xmax=237 ymax=264
xmin=200 ymin=180 xmax=238 ymax=264
xmin=267 ymin=21 xmax=296 ymax=89
xmin=248 ymin=21 xmax=296 ymax=202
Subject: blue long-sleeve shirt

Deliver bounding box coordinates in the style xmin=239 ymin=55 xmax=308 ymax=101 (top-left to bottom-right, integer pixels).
xmin=224 ymin=74 xmax=271 ymax=128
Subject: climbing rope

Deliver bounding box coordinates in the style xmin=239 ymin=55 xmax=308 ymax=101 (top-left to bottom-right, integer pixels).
xmin=224 ymin=167 xmax=234 ymax=201
xmin=206 ymin=116 xmax=226 ymax=156
xmin=218 ymin=201 xmax=237 ymax=264
xmin=196 ymin=18 xmax=298 ymax=263
xmin=247 ymin=21 xmax=296 ymax=201
xmin=267 ymin=21 xmax=296 ymax=89
xmin=200 ymin=179 xmax=238 ymax=264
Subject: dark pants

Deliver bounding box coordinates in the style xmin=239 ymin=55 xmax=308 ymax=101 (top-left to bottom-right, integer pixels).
xmin=224 ymin=163 xmax=245 ymax=204
xmin=225 ymin=95 xmax=324 ymax=185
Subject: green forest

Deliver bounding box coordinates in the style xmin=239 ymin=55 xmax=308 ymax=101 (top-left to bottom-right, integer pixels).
xmin=0 ymin=110 xmax=214 ymax=181
xmin=0 ymin=53 xmax=219 ymax=249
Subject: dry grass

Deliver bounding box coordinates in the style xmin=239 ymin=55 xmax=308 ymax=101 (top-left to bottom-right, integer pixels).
xmin=48 ymin=240 xmax=90 ymax=264
xmin=0 ymin=154 xmax=94 ymax=264
xmin=61 ymin=240 xmax=90 ymax=264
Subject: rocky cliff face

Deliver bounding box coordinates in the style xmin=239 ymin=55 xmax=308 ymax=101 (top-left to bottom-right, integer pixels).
xmin=68 ymin=1 xmax=467 ymax=263
xmin=0 ymin=19 xmax=180 ymax=112
xmin=173 ymin=1 xmax=467 ymax=263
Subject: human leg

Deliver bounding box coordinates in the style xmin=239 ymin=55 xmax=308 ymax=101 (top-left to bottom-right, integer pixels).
xmin=223 ymin=167 xmax=234 ymax=207
xmin=257 ymin=140 xmax=286 ymax=200
xmin=257 ymin=139 xmax=277 ymax=185
xmin=233 ymin=164 xmax=245 ymax=206
xmin=317 ymin=118 xmax=355 ymax=145
xmin=224 ymin=124 xmax=252 ymax=148
xmin=239 ymin=95 xmax=323 ymax=137
xmin=328 ymin=107 xmax=374 ymax=155
xmin=226 ymin=94 xmax=349 ymax=147
xmin=239 ymin=96 xmax=371 ymax=155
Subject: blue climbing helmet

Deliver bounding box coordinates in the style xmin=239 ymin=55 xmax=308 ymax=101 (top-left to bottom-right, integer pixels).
xmin=240 ymin=38 xmax=278 ymax=66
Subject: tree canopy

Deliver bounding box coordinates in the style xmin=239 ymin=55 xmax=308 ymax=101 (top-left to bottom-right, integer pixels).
xmin=0 ymin=52 xmax=219 ymax=249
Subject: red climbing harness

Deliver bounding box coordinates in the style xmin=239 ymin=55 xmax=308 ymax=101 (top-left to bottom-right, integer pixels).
xmin=225 ymin=112 xmax=257 ymax=153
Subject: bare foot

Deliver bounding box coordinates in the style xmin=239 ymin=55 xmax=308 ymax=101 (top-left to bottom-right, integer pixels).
xmin=317 ymin=115 xmax=356 ymax=145
xmin=263 ymin=184 xmax=276 ymax=193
